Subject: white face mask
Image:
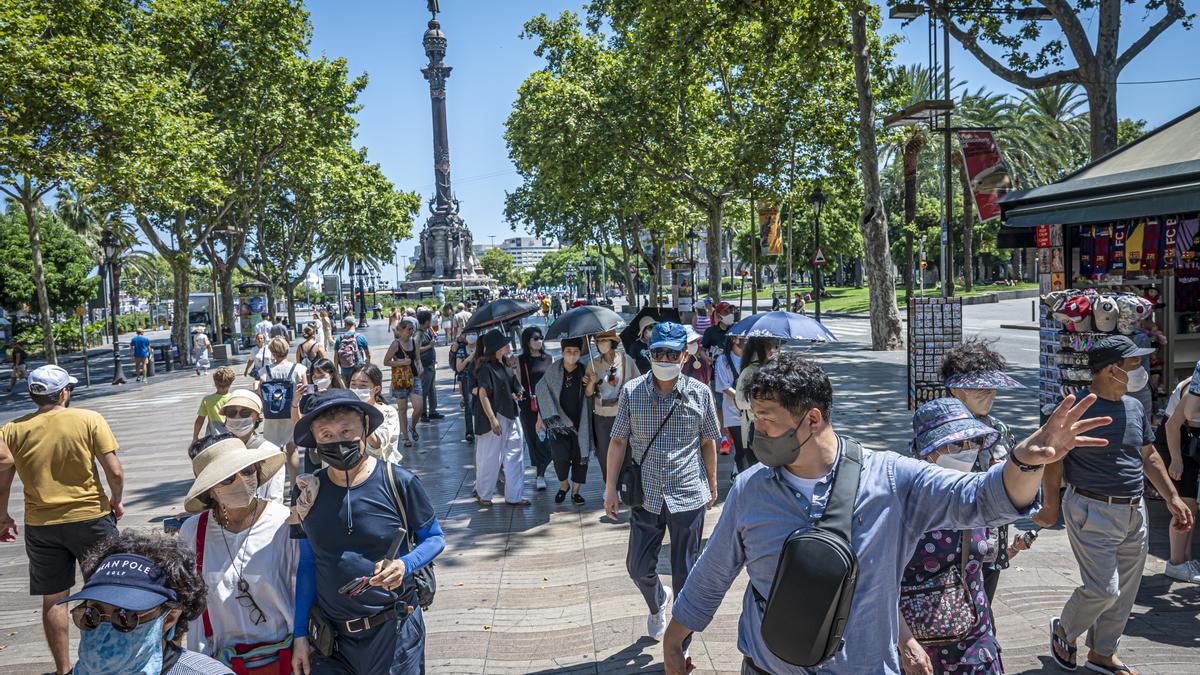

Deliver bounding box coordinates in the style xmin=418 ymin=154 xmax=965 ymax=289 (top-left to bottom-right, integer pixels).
xmin=313 ymin=378 xmax=332 ymax=391
xmin=223 ymin=417 xmax=256 ymax=437
xmin=686 ymin=341 xmax=699 ymax=355
xmin=352 ymin=388 xmax=374 ymax=402
xmin=651 ymin=361 xmax=682 ymax=381
xmin=719 ymin=313 xmax=736 ymax=326
xmin=1117 ymin=365 xmax=1149 ymax=392
xmin=210 ymin=472 xmax=258 ymax=510
xmin=934 ymin=449 xmax=980 ymax=473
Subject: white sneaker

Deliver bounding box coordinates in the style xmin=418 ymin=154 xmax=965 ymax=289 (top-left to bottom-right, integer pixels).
xmin=535 ymin=476 xmax=547 ymax=491
xmin=1165 ymin=560 xmax=1200 ymax=583
xmin=647 ymin=586 xmax=673 ymax=641
xmin=1188 ymin=560 xmax=1200 ymax=583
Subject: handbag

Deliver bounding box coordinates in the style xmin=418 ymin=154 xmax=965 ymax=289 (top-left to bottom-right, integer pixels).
xmin=390 ymin=342 xmax=415 ymax=390
xmin=523 ymin=361 xmax=538 ymax=413
xmin=383 ymin=461 xmax=437 ymax=610
xmin=753 ymin=438 xmax=863 ymax=667
xmin=898 ymin=531 xmax=978 ymax=646
xmin=617 ymin=392 xmax=680 ymax=508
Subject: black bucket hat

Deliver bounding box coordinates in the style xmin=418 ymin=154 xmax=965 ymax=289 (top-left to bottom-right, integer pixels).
xmin=480 ymin=329 xmax=509 ymax=357
xmin=293 ymin=389 xmax=384 ymax=448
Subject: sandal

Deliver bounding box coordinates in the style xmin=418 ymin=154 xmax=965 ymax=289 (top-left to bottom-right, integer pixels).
xmin=403 ymin=439 xmax=413 ymax=448
xmin=505 ymin=499 xmax=531 ymax=506
xmin=411 ymin=426 xmax=419 ymax=442
xmin=1084 ymin=662 xmax=1136 ymax=675
xmin=475 ymin=495 xmax=492 ymax=507
xmin=1050 ymin=617 xmax=1077 ymax=671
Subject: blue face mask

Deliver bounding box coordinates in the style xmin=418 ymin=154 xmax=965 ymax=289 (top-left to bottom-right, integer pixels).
xmin=75 ymin=613 xmax=168 ymax=675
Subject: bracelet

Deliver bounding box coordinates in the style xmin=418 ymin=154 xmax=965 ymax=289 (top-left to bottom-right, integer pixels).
xmin=1009 ymin=452 xmax=1044 ymax=473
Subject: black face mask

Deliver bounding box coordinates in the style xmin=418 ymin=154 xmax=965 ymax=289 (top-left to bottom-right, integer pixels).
xmin=316 ymin=439 xmax=364 ymax=471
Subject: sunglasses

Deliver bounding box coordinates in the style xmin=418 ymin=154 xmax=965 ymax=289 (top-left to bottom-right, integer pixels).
xmin=71 ymin=603 xmax=169 ymax=633
xmin=222 ymin=407 xmax=256 ymax=418
xmin=219 ymin=465 xmax=258 ymax=486
xmin=650 ymin=348 xmax=684 ymax=361
xmin=530 ymin=336 xmax=543 ymax=342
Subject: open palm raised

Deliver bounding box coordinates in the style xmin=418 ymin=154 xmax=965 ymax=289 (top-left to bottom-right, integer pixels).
xmin=1016 ymin=394 xmax=1112 ymax=465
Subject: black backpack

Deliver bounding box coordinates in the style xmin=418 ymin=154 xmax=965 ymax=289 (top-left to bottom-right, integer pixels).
xmin=752 ymin=437 xmax=863 ymax=668
xmin=260 ymin=364 xmax=298 ymax=420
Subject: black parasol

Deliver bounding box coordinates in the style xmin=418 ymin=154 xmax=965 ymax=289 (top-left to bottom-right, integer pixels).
xmin=463 ymin=298 xmax=538 ymax=333
xmin=545 ymin=305 xmax=624 ymax=341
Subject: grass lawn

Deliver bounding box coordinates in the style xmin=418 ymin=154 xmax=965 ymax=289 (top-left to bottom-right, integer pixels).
xmin=718 ymin=282 xmax=1037 ymax=314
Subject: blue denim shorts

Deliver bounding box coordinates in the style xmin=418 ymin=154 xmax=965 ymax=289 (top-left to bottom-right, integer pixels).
xmin=393 ymin=378 xmax=424 ymax=399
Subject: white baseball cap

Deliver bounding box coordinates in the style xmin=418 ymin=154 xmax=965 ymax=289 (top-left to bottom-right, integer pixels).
xmin=28 ymin=365 xmax=78 ymax=396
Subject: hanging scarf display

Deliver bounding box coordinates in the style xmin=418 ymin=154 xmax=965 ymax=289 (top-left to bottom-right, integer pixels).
xmin=1109 ymin=221 xmax=1127 ymax=274
xmin=1125 ymin=219 xmax=1144 ymax=274
xmin=1092 ymin=225 xmax=1111 ymax=275
xmin=1142 ymin=217 xmax=1161 ymax=274
xmin=1078 ymin=226 xmax=1094 ymax=278
xmin=1164 ymin=217 xmax=1179 ymax=269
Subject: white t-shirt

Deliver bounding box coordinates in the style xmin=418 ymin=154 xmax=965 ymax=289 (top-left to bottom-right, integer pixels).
xmin=179 ymin=501 xmax=297 ymax=656
xmin=714 ymin=353 xmax=742 ymax=425
xmin=779 ymin=468 xmax=822 ymax=505
xmin=260 ymin=360 xmax=308 ymax=385
xmin=254 ymin=320 xmax=273 ymax=337
xmin=1165 ymin=376 xmax=1198 ymax=422
xmin=246 ymin=436 xmax=286 ymax=503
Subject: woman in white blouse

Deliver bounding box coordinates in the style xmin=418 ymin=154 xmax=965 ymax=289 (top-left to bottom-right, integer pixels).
xmin=348 ymin=362 xmax=403 ymax=464
xmin=180 ymin=436 xmax=297 ymax=673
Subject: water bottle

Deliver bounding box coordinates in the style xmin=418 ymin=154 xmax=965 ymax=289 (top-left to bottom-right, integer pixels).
xmin=537 ymin=427 xmax=547 ymax=442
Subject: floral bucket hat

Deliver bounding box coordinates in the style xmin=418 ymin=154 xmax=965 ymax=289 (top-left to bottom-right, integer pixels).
xmin=911 ymin=397 xmax=998 ymax=459
xmin=943 ymin=370 xmax=1024 ymax=391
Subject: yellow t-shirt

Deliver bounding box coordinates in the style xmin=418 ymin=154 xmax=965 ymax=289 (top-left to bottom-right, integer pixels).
xmin=1 ymin=408 xmax=118 ymax=526
xmin=197 ymin=392 xmax=230 ymax=423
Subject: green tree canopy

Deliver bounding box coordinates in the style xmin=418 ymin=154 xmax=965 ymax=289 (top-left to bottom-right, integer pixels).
xmin=0 ymin=207 xmax=98 ymax=315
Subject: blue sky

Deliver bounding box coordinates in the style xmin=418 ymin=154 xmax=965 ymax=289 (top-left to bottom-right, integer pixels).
xmin=305 ymin=1 xmax=1200 ymax=283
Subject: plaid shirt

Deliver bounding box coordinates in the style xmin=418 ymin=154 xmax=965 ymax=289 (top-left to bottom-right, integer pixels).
xmin=611 ymin=372 xmax=721 ymax=514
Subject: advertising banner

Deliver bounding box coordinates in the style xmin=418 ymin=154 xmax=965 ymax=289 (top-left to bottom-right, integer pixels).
xmin=957 ymin=130 xmax=1012 ymax=222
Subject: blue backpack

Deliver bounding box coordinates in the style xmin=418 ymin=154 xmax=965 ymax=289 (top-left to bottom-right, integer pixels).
xmin=260 ymin=364 xmax=298 ymax=419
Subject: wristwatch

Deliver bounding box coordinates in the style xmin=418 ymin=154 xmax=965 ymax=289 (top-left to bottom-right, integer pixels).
xmin=1009 ymin=451 xmax=1044 ymax=473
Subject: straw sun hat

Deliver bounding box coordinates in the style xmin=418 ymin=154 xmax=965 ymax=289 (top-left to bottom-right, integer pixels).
xmin=183 ymin=437 xmax=284 ymax=514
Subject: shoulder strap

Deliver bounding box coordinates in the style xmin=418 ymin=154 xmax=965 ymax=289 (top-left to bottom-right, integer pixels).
xmin=637 ymin=392 xmax=681 ymax=466
xmin=383 ymin=460 xmax=415 ymax=546
xmin=287 ymin=363 xmax=297 ymax=379
xmin=959 ymin=530 xmax=971 ymax=579
xmin=195 ymin=512 xmax=214 ymax=640
xmin=817 ymin=437 xmax=863 ymax=542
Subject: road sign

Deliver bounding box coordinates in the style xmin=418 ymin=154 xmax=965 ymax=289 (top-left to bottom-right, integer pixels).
xmin=75 ymin=306 xmax=87 ymax=317
xmin=813 ymin=247 xmax=827 ymax=266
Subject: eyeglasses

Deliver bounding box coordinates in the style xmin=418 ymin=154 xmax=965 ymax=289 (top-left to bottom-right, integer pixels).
xmin=650 ymin=348 xmax=683 ymax=361
xmin=235 ymin=578 xmax=266 ymax=625
xmin=222 ymin=407 xmax=256 ymax=418
xmin=219 ymin=465 xmax=258 ymax=486
xmin=71 ymin=603 xmax=169 ymax=633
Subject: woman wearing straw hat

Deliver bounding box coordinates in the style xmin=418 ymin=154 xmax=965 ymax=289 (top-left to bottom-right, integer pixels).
xmin=473 ymin=329 xmax=528 ymax=506
xmin=179 ymin=435 xmax=296 ymax=674
xmin=192 ymin=325 xmax=213 ymax=376
xmin=898 ymin=398 xmax=1006 ymax=675
xmin=220 ymin=389 xmax=287 ymax=503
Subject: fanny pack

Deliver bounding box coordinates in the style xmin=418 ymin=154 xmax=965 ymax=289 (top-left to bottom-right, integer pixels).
xmin=752 ymin=438 xmax=863 ymax=668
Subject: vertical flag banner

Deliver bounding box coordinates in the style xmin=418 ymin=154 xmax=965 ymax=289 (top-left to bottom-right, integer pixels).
xmin=957 ymin=130 xmax=1012 ymax=221
xmin=767 ymin=207 xmax=783 ymax=256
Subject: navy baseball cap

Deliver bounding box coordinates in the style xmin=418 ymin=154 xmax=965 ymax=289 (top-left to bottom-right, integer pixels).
xmin=649 ymin=322 xmax=687 ymax=350
xmin=1088 ymin=334 xmax=1154 ymax=370
xmin=59 ymin=553 xmax=177 ymax=611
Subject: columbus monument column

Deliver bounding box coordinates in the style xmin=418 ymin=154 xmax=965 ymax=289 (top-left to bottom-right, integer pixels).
xmin=407 ymin=0 xmax=490 ymax=289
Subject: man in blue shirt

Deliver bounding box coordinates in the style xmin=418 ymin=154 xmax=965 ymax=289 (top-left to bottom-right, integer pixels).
xmin=129 ymin=328 xmax=151 ymax=383
xmin=662 ymin=352 xmax=1113 ymax=675
xmin=1036 ymin=335 xmax=1191 ymax=674
xmin=603 ymin=322 xmax=721 ymax=644
xmin=290 ymin=390 xmax=445 ymax=675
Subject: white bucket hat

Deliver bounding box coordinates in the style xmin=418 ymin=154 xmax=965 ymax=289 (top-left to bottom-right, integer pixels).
xmin=183 ymin=438 xmax=284 ymax=514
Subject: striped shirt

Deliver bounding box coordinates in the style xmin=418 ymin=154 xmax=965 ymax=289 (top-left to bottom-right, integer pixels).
xmin=611 ymin=373 xmax=721 ymax=514
xmin=694 ymin=313 xmax=713 ymax=332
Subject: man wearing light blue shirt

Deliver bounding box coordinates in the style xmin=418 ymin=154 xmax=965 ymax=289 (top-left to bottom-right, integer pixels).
xmin=662 ymin=353 xmax=1113 ymax=674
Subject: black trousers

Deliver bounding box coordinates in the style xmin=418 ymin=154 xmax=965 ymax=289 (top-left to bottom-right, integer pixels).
xmin=519 ymin=408 xmax=551 ymax=476
xmin=593 ymin=413 xmax=617 ymax=484
xmin=729 ymin=425 xmax=757 ymax=472
xmin=550 ymin=430 xmax=588 ymax=484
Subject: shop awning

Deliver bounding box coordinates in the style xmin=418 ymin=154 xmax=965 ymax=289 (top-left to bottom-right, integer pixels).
xmin=999 ymin=105 xmax=1200 ymax=228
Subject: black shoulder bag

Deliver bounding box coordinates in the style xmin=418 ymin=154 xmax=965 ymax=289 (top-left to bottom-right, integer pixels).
xmin=617 ymin=392 xmax=680 ymax=509
xmin=752 ymin=437 xmax=864 ymax=668
xmin=384 ymin=461 xmax=437 ymax=610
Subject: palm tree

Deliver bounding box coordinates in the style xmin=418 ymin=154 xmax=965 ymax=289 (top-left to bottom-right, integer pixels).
xmin=954 ymin=86 xmax=1012 ymax=290
xmin=56 ymin=186 xmax=148 ymax=330
xmin=881 ymin=64 xmax=936 ymax=304
xmin=1002 ymin=84 xmax=1089 ymax=188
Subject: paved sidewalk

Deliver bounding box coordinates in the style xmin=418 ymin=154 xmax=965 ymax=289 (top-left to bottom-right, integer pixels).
xmin=0 ymin=321 xmax=1198 ymax=673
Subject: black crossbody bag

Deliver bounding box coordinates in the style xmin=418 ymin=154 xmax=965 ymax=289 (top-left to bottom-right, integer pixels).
xmin=617 ymin=393 xmax=680 ymax=508
xmin=752 ymin=438 xmax=864 ymax=668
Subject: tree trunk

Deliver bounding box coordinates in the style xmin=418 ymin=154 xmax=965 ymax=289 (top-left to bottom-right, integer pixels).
xmin=960 ymin=167 xmax=974 ymax=292
xmin=749 ymin=198 xmax=758 ymax=314
xmin=617 ymin=218 xmax=637 ymax=302
xmin=219 ymin=271 xmax=237 ymax=350
xmin=901 ymin=134 xmax=922 ymax=305
xmin=285 ymin=283 xmax=296 ymax=329
xmin=853 ymin=258 xmax=864 ymax=288
xmin=265 ymin=286 xmax=277 ymax=323
xmin=852 ymin=3 xmax=903 ymax=350
xmin=1084 ymin=77 xmax=1119 ymax=159
xmin=171 ymin=255 xmax=191 ymax=365
xmin=21 ymin=195 xmax=57 ymax=363
xmin=706 ymin=199 xmax=725 ymax=302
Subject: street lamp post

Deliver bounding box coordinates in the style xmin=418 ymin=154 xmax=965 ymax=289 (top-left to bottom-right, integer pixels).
xmin=687 ymin=227 xmax=702 ymax=306
xmin=355 ymin=260 xmax=369 ymax=328
xmin=807 ymin=185 xmax=827 ymax=323
xmin=100 ymin=230 xmax=127 ymax=385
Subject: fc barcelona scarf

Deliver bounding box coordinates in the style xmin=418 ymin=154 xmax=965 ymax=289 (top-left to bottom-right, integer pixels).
xmin=1178 ymin=216 xmax=1199 ymax=271
xmin=1164 ymin=217 xmax=1178 ymax=269
xmin=1078 ymin=226 xmax=1094 ymax=278
xmin=1125 ymin=219 xmax=1144 ymax=274
xmin=1093 ymin=225 xmax=1110 ymax=275
xmin=1109 ymin=221 xmax=1127 ymax=274
xmin=1142 ymin=218 xmax=1161 ymax=274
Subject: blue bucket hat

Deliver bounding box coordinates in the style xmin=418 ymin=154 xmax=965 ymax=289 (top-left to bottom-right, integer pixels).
xmin=293 ymin=388 xmax=384 ymax=448
xmin=649 ymin=322 xmax=687 ymax=350
xmin=58 ymin=553 xmax=178 ymax=611
xmin=910 ymin=397 xmax=997 ymax=459
xmin=944 ymin=370 xmax=1024 ymax=390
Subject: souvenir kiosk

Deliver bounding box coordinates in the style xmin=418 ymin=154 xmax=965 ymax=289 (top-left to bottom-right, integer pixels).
xmin=999 ymin=105 xmax=1200 ymax=417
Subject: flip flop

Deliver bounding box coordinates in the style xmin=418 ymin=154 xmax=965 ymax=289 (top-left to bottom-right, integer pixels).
xmin=1050 ymin=617 xmax=1077 ymax=671
xmin=1084 ymin=662 xmax=1136 ymax=675
xmin=475 ymin=496 xmax=492 ymax=507
xmin=505 ymin=499 xmax=531 ymax=506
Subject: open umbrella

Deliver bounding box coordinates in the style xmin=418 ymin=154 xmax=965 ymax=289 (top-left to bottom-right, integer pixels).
xmin=727 ymin=311 xmax=837 ymax=342
xmin=463 ymin=298 xmax=538 ymax=333
xmin=618 ymin=306 xmax=682 ymax=352
xmin=546 ymin=305 xmax=624 ymax=341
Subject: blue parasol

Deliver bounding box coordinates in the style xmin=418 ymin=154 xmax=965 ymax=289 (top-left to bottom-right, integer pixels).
xmin=726 ymin=311 xmax=838 ymax=342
